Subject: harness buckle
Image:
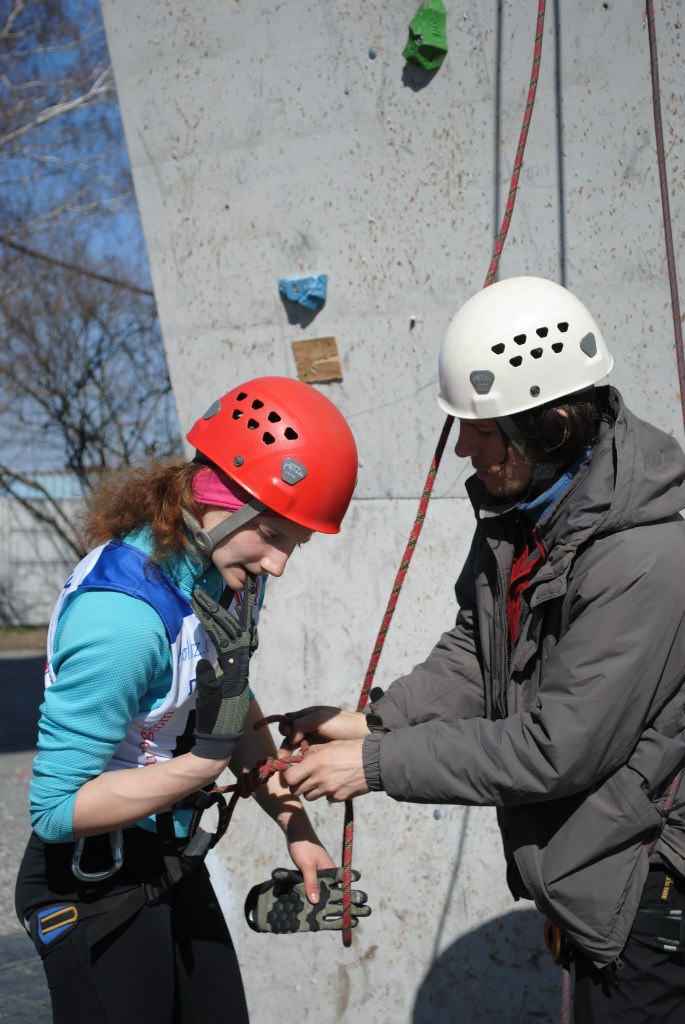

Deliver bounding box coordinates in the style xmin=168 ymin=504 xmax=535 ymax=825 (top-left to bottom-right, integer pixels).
xmin=71 ymin=829 xmax=124 ymax=882
xmin=142 ymin=871 xmax=174 ymax=907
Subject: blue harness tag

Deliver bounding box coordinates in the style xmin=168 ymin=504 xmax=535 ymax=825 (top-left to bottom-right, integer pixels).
xmin=36 ymin=904 xmax=79 ymax=947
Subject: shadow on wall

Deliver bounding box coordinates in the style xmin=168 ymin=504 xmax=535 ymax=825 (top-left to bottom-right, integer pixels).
xmin=0 ymin=655 xmax=44 ymax=753
xmin=414 ymin=908 xmax=564 ymax=1023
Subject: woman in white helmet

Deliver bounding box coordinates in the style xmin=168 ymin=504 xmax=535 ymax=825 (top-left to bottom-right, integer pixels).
xmin=283 ymin=278 xmax=685 ymax=1022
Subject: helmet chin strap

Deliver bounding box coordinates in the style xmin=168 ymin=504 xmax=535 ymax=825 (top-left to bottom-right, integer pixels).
xmin=496 ymin=417 xmax=561 ymax=490
xmin=496 ymin=415 xmax=527 ymax=457
xmin=182 ymin=500 xmax=267 ymax=559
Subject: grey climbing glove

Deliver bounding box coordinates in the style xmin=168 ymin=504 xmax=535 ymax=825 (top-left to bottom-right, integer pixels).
xmin=245 ymin=867 xmax=371 ymax=934
xmin=190 ymin=574 xmax=258 ymax=760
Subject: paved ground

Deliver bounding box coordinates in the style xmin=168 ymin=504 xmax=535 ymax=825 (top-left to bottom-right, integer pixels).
xmin=0 ymin=651 xmax=53 ymax=1021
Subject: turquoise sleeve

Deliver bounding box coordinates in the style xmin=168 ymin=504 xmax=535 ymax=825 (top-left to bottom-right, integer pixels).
xmin=30 ymin=589 xmax=171 ymax=843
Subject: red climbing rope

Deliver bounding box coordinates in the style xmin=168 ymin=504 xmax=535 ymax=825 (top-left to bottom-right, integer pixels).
xmin=339 ymin=0 xmax=548 ymax=947
xmin=645 ymin=0 xmax=685 ymax=434
xmin=211 ymin=717 xmax=306 ymax=830
xmin=484 ymin=1 xmax=546 ymax=289
xmin=205 ymin=0 xmax=549 ymax=953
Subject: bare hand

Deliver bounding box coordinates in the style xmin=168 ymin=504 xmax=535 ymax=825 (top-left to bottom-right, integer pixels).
xmin=284 ymin=739 xmax=369 ymax=802
xmin=279 ymin=706 xmax=370 ymax=750
xmin=287 ymin=838 xmax=336 ymax=904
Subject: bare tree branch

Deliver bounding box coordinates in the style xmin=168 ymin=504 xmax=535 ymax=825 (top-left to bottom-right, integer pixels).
xmin=0 ymin=465 xmax=86 ymax=558
xmin=0 ymin=66 xmax=114 ymax=147
xmin=0 ymin=235 xmax=154 ymax=294
xmin=0 ymin=1 xmax=180 ymax=591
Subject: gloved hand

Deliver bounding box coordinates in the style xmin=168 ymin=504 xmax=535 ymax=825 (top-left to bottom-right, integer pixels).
xmin=190 ymin=574 xmax=258 ymax=759
xmin=245 ymin=867 xmax=372 ymax=933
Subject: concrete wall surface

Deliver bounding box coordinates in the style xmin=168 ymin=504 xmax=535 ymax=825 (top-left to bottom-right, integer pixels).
xmin=99 ymin=1 xmax=684 ymax=1020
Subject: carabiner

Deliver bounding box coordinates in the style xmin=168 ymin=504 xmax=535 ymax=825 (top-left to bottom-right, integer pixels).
xmin=71 ymin=829 xmax=124 ymax=882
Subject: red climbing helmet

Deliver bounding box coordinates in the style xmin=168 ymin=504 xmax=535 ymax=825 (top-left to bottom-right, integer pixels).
xmin=187 ymin=376 xmax=358 ymax=534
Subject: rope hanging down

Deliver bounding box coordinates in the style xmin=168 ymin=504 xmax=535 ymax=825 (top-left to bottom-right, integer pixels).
xmin=207 ymin=0 xmax=548 ymax=949
xmin=338 ymin=0 xmax=548 ymax=948
xmin=645 ymin=0 xmax=685 ymax=435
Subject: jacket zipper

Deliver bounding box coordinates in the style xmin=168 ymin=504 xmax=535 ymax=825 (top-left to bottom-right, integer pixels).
xmin=494 ymin=560 xmax=509 ymax=720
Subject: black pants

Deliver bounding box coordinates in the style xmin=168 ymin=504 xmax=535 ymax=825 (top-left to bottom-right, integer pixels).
xmin=16 ymin=830 xmax=249 ymax=1024
xmin=573 ymin=868 xmax=685 ymax=1023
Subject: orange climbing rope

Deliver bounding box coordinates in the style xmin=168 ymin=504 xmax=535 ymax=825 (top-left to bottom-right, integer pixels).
xmin=339 ymin=0 xmax=549 ymax=948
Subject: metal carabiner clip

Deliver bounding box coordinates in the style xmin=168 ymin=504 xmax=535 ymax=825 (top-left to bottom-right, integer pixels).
xmin=71 ymin=829 xmax=124 ymax=882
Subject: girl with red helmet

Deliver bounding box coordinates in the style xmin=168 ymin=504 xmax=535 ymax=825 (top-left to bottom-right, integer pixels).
xmin=15 ymin=377 xmax=360 ymax=1023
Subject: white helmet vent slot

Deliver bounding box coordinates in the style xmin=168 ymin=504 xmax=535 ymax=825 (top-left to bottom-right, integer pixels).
xmin=437 ymin=277 xmax=614 ymax=418
xmin=491 ymin=325 xmax=573 ymax=368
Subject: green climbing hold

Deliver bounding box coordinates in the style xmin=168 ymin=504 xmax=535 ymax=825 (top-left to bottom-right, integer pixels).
xmin=403 ymin=0 xmax=448 ymax=71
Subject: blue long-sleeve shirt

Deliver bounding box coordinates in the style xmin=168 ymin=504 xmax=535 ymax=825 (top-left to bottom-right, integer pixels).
xmin=30 ymin=527 xmax=248 ymax=843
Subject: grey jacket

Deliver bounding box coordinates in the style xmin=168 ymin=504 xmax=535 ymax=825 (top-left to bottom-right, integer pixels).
xmin=364 ymin=390 xmax=685 ymax=966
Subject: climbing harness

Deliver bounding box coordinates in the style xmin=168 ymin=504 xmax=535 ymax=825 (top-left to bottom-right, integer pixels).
xmin=632 ymin=905 xmax=685 ymax=954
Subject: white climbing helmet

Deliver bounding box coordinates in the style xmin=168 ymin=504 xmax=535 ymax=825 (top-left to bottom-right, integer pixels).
xmin=437 ymin=277 xmax=614 ymax=419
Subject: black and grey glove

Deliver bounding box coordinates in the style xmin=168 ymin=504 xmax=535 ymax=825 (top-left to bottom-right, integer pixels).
xmin=245 ymin=867 xmax=371 ymax=934
xmin=190 ymin=574 xmax=258 ymax=760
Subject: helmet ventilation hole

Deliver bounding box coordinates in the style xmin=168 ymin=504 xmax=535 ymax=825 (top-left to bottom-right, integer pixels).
xmin=552 ymin=342 xmax=564 ymax=353
xmin=510 ymin=355 xmax=523 ymax=367
xmin=557 ymin=322 xmax=569 ymax=333
xmin=268 ymin=411 xmax=281 ymax=423
xmin=262 ymin=432 xmax=275 ymax=445
xmin=232 ymin=409 xmax=243 ymax=420
xmin=514 ymin=334 xmax=527 ymax=345
xmin=252 ymin=399 xmax=264 ymax=410
xmin=247 ymin=418 xmax=259 ymax=430
xmin=236 ymin=392 xmax=248 ymax=401
xmin=491 ymin=343 xmax=505 ymax=355
xmin=531 ymin=348 xmax=543 ymax=359
xmin=536 ymin=326 xmax=548 ymax=337
xmin=284 ymin=427 xmax=298 ymax=440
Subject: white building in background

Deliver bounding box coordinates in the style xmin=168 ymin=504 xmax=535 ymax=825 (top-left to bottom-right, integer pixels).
xmin=99 ymin=2 xmax=685 ymax=1021
xmin=0 ymin=474 xmax=83 ymax=626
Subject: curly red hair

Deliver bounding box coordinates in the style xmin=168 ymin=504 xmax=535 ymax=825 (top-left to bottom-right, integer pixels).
xmin=84 ymin=459 xmax=207 ymax=565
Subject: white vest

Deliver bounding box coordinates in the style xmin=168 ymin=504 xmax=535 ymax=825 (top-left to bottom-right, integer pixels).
xmin=45 ymin=541 xmax=260 ymax=772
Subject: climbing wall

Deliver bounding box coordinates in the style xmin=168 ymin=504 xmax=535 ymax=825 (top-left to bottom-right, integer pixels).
xmin=99 ymin=1 xmax=684 ymax=1020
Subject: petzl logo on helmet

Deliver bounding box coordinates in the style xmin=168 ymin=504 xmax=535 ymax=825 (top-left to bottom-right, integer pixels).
xmin=470 ymin=370 xmax=494 ymax=395
xmin=282 ymin=458 xmax=308 ymax=485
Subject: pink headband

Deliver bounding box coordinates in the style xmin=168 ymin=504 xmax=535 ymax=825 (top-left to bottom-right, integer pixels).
xmin=192 ymin=466 xmax=254 ymax=511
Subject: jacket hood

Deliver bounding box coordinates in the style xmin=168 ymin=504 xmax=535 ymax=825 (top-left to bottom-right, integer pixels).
xmin=542 ymin=390 xmax=685 ymax=551
xmin=466 ymin=390 xmax=685 ymax=553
